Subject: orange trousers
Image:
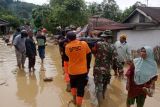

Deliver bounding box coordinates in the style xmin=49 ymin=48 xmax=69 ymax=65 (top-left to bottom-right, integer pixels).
xmin=64 ymin=61 xmax=70 ymax=83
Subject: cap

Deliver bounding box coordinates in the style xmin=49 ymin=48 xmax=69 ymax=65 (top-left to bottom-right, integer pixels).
xmin=66 ymin=31 xmax=76 ymax=40
xmin=21 ymin=30 xmax=28 ymax=37
xmin=21 ymin=29 xmax=27 ymax=33
xmin=100 ymin=33 xmax=112 ymax=38
xmin=42 ymin=28 xmax=47 ymax=33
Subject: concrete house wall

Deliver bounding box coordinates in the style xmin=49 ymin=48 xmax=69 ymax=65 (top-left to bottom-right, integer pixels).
xmin=117 ymin=30 xmax=160 ymax=50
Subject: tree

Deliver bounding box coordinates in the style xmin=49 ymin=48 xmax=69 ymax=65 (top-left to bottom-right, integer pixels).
xmin=6 ymin=0 xmax=13 ymax=4
xmin=121 ymin=1 xmax=147 ymax=21
xmin=1 ymin=14 xmax=20 ymax=28
xmin=49 ymin=0 xmax=88 ymax=30
xmin=87 ymin=2 xmax=102 ymax=16
xmin=50 ymin=0 xmax=64 ymax=7
xmin=101 ymin=0 xmax=122 ymax=21
xmin=32 ymin=5 xmax=51 ymax=29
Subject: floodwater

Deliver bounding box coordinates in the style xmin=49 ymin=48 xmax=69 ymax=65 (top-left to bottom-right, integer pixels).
xmin=0 ymin=38 xmax=160 ymax=107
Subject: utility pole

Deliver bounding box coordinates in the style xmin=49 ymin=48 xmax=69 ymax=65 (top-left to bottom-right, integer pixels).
xmin=146 ymin=0 xmax=149 ymax=6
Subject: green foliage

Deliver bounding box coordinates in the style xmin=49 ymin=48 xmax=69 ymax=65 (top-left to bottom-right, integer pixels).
xmin=49 ymin=0 xmax=88 ymax=29
xmin=121 ymin=6 xmax=134 ymax=21
xmin=101 ymin=0 xmax=122 ymax=21
xmin=1 ymin=14 xmax=20 ymax=28
xmin=87 ymin=0 xmax=122 ymax=22
xmin=120 ymin=1 xmax=147 ymax=22
xmin=0 ymin=0 xmax=13 ymax=8
xmin=87 ymin=0 xmax=147 ymax=22
xmin=50 ymin=0 xmax=64 ymax=7
xmin=31 ymin=0 xmax=89 ymax=33
xmin=0 ymin=0 xmax=37 ymax=19
xmin=32 ymin=5 xmax=51 ymax=29
xmin=0 ymin=5 xmax=20 ymax=28
xmin=0 ymin=0 xmax=37 ymax=28
xmin=87 ymin=2 xmax=102 ymax=16
xmin=9 ymin=2 xmax=37 ymax=19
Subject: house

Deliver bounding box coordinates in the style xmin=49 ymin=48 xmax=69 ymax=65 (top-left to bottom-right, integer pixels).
xmin=117 ymin=7 xmax=160 ymax=50
xmin=76 ymin=16 xmax=123 ymax=38
xmin=88 ymin=16 xmax=132 ymax=41
xmin=0 ymin=18 xmax=9 ymax=36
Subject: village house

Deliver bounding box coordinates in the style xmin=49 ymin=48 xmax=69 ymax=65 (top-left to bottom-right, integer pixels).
xmin=93 ymin=7 xmax=160 ymax=51
xmin=117 ymin=6 xmax=160 ymax=50
xmin=0 ymin=18 xmax=9 ymax=36
xmin=85 ymin=8 xmax=160 ymax=62
xmin=88 ymin=16 xmax=131 ymax=41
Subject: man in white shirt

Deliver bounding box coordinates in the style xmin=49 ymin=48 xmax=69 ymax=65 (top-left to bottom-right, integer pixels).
xmin=13 ymin=30 xmax=28 ymax=69
xmin=113 ymin=34 xmax=131 ymax=76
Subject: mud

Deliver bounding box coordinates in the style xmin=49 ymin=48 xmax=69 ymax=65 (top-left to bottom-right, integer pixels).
xmin=0 ymin=39 xmax=160 ymax=107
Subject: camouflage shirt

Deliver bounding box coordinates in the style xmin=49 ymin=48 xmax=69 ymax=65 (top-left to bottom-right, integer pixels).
xmin=93 ymin=41 xmax=117 ymax=70
xmin=93 ymin=41 xmax=117 ymax=92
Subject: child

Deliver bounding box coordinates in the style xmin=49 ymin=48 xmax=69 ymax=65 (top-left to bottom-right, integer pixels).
xmin=25 ymin=30 xmax=36 ymax=72
xmin=125 ymin=46 xmax=158 ymax=107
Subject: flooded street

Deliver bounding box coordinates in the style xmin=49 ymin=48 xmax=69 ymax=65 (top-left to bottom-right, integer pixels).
xmin=0 ymin=38 xmax=160 ymax=107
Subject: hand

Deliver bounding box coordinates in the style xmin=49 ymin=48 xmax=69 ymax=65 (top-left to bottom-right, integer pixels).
xmin=126 ymin=81 xmax=130 ymax=91
xmin=62 ymin=67 xmax=65 ymax=75
xmin=126 ymin=84 xmax=129 ymax=91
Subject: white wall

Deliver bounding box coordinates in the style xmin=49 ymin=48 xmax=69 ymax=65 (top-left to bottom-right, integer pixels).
xmin=117 ymin=30 xmax=160 ymax=50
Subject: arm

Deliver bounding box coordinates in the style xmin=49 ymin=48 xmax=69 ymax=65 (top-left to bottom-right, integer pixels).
xmin=126 ymin=45 xmax=132 ymax=61
xmin=86 ymin=52 xmax=92 ymax=72
xmin=12 ymin=33 xmax=16 ymax=44
xmin=44 ymin=36 xmax=46 ymax=44
xmin=126 ymin=78 xmax=130 ymax=91
xmin=13 ymin=36 xmax=19 ymax=51
xmin=14 ymin=45 xmax=19 ymax=51
xmin=84 ymin=42 xmax=91 ymax=72
xmin=92 ymin=43 xmax=98 ymax=57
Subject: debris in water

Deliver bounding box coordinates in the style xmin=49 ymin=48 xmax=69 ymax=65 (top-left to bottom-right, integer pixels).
xmin=43 ymin=77 xmax=53 ymax=82
xmin=0 ymin=80 xmax=6 ymax=85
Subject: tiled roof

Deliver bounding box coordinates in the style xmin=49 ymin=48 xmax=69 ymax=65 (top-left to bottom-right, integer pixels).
xmin=89 ymin=17 xmax=116 ymax=28
xmin=89 ymin=17 xmax=132 ymax=31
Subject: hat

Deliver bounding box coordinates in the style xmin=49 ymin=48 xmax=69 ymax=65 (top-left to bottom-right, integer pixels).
xmin=21 ymin=29 xmax=27 ymax=33
xmin=67 ymin=31 xmax=76 ymax=40
xmin=42 ymin=28 xmax=47 ymax=33
xmin=100 ymin=33 xmax=112 ymax=38
xmin=21 ymin=30 xmax=28 ymax=37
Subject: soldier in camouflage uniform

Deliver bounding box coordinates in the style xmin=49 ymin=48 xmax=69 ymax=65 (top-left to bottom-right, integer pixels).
xmin=93 ymin=33 xmax=117 ymax=101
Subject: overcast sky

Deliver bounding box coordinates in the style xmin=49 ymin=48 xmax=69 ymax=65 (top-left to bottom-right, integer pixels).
xmin=22 ymin=0 xmax=160 ymax=10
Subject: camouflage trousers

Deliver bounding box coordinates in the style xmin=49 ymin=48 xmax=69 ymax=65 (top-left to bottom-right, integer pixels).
xmin=93 ymin=67 xmax=111 ymax=93
xmin=112 ymin=58 xmax=125 ymax=73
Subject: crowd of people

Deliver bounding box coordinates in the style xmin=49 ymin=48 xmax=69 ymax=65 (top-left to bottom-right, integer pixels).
xmin=10 ymin=25 xmax=159 ymax=107
xmin=12 ymin=25 xmax=47 ymax=72
xmin=58 ymin=28 xmax=158 ymax=107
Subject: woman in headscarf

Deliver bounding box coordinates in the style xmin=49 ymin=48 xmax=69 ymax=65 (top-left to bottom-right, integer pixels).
xmin=125 ymin=46 xmax=158 ymax=107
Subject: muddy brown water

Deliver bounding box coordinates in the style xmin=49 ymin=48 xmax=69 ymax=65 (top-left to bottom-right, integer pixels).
xmin=0 ymin=39 xmax=160 ymax=107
